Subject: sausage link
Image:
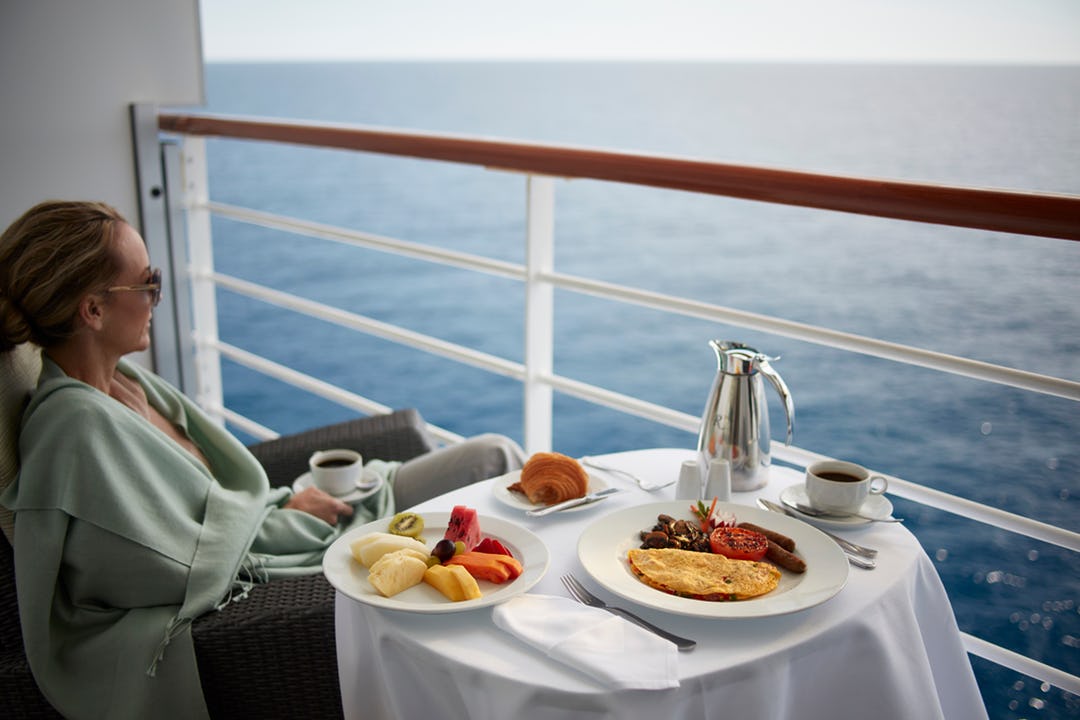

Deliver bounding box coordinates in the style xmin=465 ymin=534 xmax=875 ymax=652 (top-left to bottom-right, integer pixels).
xmin=738 ymin=522 xmax=796 ymax=552
xmin=765 ymin=540 xmax=806 ymax=574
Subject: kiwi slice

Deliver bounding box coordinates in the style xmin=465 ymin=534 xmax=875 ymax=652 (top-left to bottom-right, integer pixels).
xmin=387 ymin=511 xmax=424 ymax=538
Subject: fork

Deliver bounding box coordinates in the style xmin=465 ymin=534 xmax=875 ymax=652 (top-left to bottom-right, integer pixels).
xmin=579 ymin=457 xmax=675 ymax=491
xmin=560 ymin=574 xmax=696 ymax=651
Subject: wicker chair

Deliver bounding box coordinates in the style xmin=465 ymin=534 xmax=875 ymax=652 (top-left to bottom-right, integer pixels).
xmin=195 ymin=410 xmax=437 ymax=719
xmin=0 ymin=345 xmax=439 ymax=719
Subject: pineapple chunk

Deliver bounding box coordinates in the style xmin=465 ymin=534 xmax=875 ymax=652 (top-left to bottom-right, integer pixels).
xmin=424 ymin=564 xmax=482 ymax=602
xmin=350 ymin=532 xmax=428 ymax=567
xmin=367 ymin=550 xmax=428 ymax=597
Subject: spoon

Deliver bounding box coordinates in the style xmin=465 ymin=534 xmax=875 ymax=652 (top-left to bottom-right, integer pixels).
xmin=781 ymin=496 xmax=903 ymax=523
xmin=579 ymin=457 xmax=675 ymax=491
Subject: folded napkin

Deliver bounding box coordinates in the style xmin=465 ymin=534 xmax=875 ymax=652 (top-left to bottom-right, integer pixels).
xmin=492 ymin=594 xmax=679 ymax=690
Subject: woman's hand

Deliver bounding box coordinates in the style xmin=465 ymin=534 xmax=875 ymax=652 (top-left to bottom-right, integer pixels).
xmin=284 ymin=487 xmax=355 ymax=525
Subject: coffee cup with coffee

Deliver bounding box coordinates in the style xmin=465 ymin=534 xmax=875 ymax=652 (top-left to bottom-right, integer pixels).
xmin=309 ymin=448 xmax=363 ymax=496
xmin=805 ymin=460 xmax=888 ymax=514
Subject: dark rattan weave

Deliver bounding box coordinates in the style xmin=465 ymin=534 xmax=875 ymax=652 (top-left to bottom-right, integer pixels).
xmin=1 ymin=409 xmax=437 ymax=719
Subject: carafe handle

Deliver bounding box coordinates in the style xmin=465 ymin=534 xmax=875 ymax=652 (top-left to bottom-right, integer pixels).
xmin=756 ymin=357 xmax=794 ymax=445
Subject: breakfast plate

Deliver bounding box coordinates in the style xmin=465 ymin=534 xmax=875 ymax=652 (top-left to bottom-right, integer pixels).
xmin=324 ymin=512 xmax=549 ymax=613
xmin=578 ymin=501 xmax=848 ymax=619
xmin=779 ymin=484 xmax=895 ymax=529
xmin=292 ymin=468 xmax=383 ymax=503
xmin=492 ymin=470 xmax=609 ymax=513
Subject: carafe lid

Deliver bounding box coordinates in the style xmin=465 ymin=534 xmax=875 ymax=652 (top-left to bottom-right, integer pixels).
xmin=711 ymin=340 xmax=765 ymax=375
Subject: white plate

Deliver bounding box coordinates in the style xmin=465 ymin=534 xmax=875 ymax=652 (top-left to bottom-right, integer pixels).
xmin=778 ymin=484 xmax=895 ymax=529
xmin=324 ymin=512 xmax=549 ymax=613
xmin=293 ymin=468 xmax=383 ymax=504
xmin=578 ymin=501 xmax=848 ymax=619
xmin=492 ymin=470 xmax=609 ymax=513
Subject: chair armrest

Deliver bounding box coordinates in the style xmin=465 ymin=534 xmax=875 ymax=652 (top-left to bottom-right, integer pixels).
xmin=247 ymin=409 xmax=438 ymax=488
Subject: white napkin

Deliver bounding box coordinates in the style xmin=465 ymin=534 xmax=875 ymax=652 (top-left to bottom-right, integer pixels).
xmin=492 ymin=594 xmax=680 ymax=690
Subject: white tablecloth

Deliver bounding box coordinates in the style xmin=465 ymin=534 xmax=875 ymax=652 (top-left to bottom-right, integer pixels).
xmin=335 ymin=448 xmax=987 ymax=720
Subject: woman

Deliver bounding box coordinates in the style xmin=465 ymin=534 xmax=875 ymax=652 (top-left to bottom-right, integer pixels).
xmin=0 ymin=200 xmax=525 ymax=719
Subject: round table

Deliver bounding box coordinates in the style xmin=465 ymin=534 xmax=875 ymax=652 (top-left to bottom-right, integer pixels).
xmin=335 ymin=448 xmax=987 ymax=720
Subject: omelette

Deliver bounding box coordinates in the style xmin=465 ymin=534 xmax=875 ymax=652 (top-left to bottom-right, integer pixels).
xmin=627 ymin=548 xmax=781 ymax=601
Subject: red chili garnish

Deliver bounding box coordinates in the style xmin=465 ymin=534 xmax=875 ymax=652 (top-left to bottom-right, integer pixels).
xmin=691 ymin=497 xmax=722 ymax=532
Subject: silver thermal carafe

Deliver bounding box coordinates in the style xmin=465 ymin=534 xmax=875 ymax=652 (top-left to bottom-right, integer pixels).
xmin=697 ymin=341 xmax=794 ymax=492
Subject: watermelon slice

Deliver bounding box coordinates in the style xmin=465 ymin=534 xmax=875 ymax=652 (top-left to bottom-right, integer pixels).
xmin=444 ymin=505 xmax=482 ymax=551
xmin=474 ymin=537 xmax=513 ymax=558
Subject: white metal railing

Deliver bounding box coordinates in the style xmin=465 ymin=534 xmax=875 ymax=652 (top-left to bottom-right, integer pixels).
xmin=186 ymin=201 xmax=1080 ymax=558
xmin=196 ymin=201 xmax=1080 ymax=404
xmin=144 ymin=109 xmax=1078 ymax=697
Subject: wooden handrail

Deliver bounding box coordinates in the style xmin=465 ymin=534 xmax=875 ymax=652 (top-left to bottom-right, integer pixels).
xmin=158 ymin=112 xmax=1080 ymax=241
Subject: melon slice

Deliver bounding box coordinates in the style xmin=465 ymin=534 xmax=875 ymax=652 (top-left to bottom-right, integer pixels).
xmin=350 ymin=532 xmax=428 ymax=568
xmin=424 ymin=564 xmax=482 ymax=601
xmin=446 ymin=551 xmax=523 ymax=584
xmin=443 ymin=505 xmax=482 ymax=551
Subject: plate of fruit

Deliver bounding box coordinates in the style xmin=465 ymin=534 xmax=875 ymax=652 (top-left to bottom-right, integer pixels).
xmin=323 ymin=505 xmax=550 ymax=612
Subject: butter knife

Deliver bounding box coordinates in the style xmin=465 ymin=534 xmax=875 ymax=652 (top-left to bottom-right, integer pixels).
xmin=526 ymin=487 xmax=621 ymax=517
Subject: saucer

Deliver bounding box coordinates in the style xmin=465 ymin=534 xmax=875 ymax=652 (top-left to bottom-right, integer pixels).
xmin=778 ymin=484 xmax=894 ymax=529
xmin=292 ymin=468 xmax=383 ymax=503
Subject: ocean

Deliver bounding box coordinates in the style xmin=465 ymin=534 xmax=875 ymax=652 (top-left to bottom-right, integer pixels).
xmin=195 ymin=61 xmax=1079 ymax=717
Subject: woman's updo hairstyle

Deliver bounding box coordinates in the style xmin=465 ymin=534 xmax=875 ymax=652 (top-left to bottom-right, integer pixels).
xmin=0 ymin=200 xmax=128 ymax=352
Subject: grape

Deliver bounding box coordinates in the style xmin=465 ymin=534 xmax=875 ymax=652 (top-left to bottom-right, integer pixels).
xmin=431 ymin=539 xmax=456 ymax=564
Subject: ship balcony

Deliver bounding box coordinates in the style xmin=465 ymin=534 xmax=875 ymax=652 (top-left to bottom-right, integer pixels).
xmin=131 ymin=104 xmax=1079 ymax=708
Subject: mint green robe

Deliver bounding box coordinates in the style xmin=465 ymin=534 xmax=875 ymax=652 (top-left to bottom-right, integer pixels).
xmin=0 ymin=358 xmax=396 ymax=719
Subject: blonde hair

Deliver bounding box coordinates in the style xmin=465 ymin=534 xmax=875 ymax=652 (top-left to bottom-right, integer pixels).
xmin=0 ymin=200 xmax=129 ymax=351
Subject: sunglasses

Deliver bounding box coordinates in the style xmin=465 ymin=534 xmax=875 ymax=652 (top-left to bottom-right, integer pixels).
xmin=106 ymin=268 xmax=162 ymax=307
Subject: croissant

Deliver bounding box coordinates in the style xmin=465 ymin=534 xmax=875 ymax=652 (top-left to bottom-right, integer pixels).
xmin=509 ymin=452 xmax=588 ymax=506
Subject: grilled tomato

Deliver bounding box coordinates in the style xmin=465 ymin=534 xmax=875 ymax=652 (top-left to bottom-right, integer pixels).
xmin=708 ymin=527 xmax=769 ymax=561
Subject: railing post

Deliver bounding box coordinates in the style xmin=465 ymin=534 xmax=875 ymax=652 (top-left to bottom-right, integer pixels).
xmin=160 ymin=140 xmax=199 ymax=395
xmin=179 ymin=136 xmax=225 ymax=423
xmin=130 ymin=103 xmax=184 ymax=386
xmin=523 ymin=175 xmax=555 ymax=453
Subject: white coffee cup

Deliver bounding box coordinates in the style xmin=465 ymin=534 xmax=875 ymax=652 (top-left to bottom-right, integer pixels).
xmin=805 ymin=460 xmax=888 ymax=513
xmin=308 ymin=448 xmax=363 ymax=496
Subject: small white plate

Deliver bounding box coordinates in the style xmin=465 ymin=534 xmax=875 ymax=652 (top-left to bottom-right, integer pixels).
xmin=293 ymin=468 xmax=383 ymax=503
xmin=578 ymin=501 xmax=848 ymax=618
xmin=492 ymin=470 xmax=608 ymax=513
xmin=778 ymin=484 xmax=895 ymax=529
xmin=324 ymin=512 xmax=549 ymax=613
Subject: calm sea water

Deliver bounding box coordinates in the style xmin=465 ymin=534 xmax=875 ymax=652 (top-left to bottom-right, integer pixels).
xmin=196 ymin=62 xmax=1079 ymax=717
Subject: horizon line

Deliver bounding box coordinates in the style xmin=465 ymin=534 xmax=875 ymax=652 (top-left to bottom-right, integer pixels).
xmin=202 ymin=56 xmax=1080 ymax=66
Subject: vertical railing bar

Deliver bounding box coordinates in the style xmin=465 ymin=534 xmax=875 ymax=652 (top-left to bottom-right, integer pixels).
xmin=524 ymin=175 xmax=556 ymax=454
xmin=181 ymin=136 xmax=224 ymax=422
xmin=130 ymin=103 xmax=183 ymax=385
xmin=161 ymin=139 xmax=198 ymax=395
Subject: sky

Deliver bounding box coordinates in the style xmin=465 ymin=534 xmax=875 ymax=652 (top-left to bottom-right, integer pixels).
xmin=200 ymin=0 xmax=1080 ymax=64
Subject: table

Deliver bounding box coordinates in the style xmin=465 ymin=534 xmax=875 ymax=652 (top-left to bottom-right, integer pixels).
xmin=335 ymin=448 xmax=987 ymax=720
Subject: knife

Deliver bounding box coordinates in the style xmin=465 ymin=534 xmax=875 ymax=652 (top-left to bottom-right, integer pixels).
xmin=757 ymin=498 xmax=879 ymax=561
xmin=526 ymin=487 xmax=621 ymax=517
